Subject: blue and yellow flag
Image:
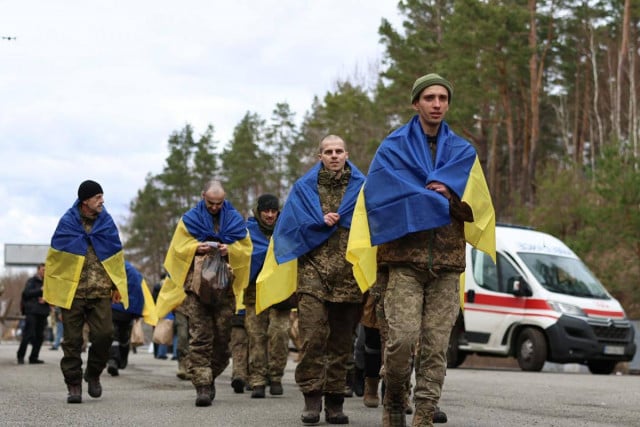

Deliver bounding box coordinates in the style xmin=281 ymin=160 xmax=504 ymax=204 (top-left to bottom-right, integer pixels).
xmin=246 ymin=217 xmax=270 ymax=284
xmin=256 ymin=161 xmax=365 ymax=313
xmin=157 ymin=199 xmax=252 ymax=318
xmin=154 ymin=275 xmax=186 ymax=320
xmin=112 ymin=261 xmax=158 ymax=326
xmin=347 ymin=116 xmax=496 ymax=292
xmin=44 ymin=201 xmax=128 ymax=309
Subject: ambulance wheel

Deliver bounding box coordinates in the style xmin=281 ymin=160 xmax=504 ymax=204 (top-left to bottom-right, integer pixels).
xmin=587 ymin=360 xmax=617 ymax=375
xmin=447 ymin=324 xmax=467 ymax=368
xmin=516 ymin=328 xmax=547 ymax=372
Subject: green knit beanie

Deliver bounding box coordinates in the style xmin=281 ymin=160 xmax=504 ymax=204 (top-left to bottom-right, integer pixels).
xmin=410 ymin=73 xmax=453 ymax=103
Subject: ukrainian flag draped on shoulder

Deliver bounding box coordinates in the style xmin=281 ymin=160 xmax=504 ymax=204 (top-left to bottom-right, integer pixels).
xmin=347 ymin=116 xmax=496 ymax=292
xmin=112 ymin=261 xmax=158 ymax=326
xmin=247 ymin=217 xmax=269 ymax=284
xmin=43 ymin=201 xmax=128 ymax=309
xmin=158 ymin=199 xmax=252 ymax=319
xmin=256 ymin=161 xmax=365 ymax=313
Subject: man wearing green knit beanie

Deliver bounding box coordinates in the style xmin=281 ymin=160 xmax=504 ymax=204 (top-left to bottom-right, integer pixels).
xmin=410 ymin=73 xmax=453 ymax=104
xmin=358 ymin=69 xmax=494 ymax=427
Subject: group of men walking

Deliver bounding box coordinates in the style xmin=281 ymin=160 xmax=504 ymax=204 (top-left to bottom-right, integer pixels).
xmin=39 ymin=73 xmax=495 ymax=427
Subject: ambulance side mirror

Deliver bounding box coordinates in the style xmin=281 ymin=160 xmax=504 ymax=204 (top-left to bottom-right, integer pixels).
xmin=508 ymin=276 xmax=532 ymax=297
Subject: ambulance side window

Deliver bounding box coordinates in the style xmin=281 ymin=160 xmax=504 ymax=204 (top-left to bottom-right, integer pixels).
xmin=472 ymin=250 xmax=521 ymax=294
xmin=498 ymin=256 xmax=520 ymax=294
xmin=472 ymin=249 xmax=499 ymax=292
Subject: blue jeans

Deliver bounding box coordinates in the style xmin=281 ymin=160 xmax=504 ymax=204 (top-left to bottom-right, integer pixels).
xmin=52 ymin=321 xmax=63 ymax=349
xmin=157 ymin=344 xmax=168 ymax=358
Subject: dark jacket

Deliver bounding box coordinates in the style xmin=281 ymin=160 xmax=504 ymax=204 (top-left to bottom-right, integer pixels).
xmin=21 ymin=275 xmax=50 ymax=316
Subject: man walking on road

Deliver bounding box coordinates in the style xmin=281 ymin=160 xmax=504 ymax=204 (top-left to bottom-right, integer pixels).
xmin=348 ymin=74 xmax=495 ymax=426
xmin=44 ymin=180 xmax=129 ymax=404
xmin=17 ymin=263 xmax=49 ymax=365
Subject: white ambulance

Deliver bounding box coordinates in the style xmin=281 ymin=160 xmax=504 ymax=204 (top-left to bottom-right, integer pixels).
xmin=448 ymin=224 xmax=637 ymax=374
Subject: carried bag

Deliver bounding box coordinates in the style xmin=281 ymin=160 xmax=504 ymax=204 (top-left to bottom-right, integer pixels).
xmin=152 ymin=318 xmax=174 ymax=345
xmin=130 ymin=318 xmax=145 ymax=347
xmin=191 ymin=249 xmax=234 ymax=305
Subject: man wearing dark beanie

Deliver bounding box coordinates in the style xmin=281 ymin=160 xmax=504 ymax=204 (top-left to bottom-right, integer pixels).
xmin=77 ymin=180 xmax=104 ymax=202
xmin=348 ymin=73 xmax=495 ymax=426
xmin=241 ymin=194 xmax=291 ymax=399
xmin=44 ymin=180 xmax=128 ymax=404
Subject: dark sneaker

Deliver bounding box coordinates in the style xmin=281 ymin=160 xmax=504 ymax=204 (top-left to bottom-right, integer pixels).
xmin=231 ymin=378 xmax=245 ymax=394
xmin=251 ymin=385 xmax=266 ymax=398
xmin=67 ymin=384 xmax=82 ymax=404
xmin=17 ymin=358 xmax=24 ymax=365
xmin=29 ymin=359 xmax=45 ymax=364
xmin=270 ymin=381 xmax=283 ymax=396
xmin=107 ymin=359 xmax=119 ymax=377
xmin=84 ymin=374 xmax=102 ymax=398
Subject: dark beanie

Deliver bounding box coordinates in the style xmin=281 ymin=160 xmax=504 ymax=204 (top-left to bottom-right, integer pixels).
xmin=257 ymin=194 xmax=279 ymax=212
xmin=77 ymin=180 xmax=104 ymax=201
xmin=411 ymin=73 xmax=453 ymax=103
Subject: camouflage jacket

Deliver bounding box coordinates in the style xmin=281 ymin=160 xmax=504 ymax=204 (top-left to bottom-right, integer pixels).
xmin=377 ymin=195 xmax=473 ymax=274
xmin=297 ymin=166 xmax=361 ymax=303
xmin=74 ymin=211 xmax=115 ymax=299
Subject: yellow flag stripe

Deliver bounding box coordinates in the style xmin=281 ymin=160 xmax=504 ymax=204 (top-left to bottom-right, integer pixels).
xmin=102 ymin=250 xmax=129 ymax=309
xmin=43 ymin=248 xmax=85 ymax=309
xmin=140 ymin=278 xmax=158 ymax=326
xmin=346 ymin=187 xmax=377 ymax=292
xmin=255 ymin=239 xmax=298 ymax=314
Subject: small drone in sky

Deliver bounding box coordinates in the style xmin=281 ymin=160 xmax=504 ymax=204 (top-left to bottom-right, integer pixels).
xmin=2 ymin=36 xmax=17 ymax=41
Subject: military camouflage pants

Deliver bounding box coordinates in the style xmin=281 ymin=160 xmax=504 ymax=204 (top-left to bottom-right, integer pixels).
xmin=294 ymin=293 xmax=361 ymax=394
xmin=245 ymin=305 xmax=290 ymax=387
xmin=61 ymin=297 xmax=113 ymax=384
xmin=182 ymin=290 xmax=235 ymax=387
xmin=230 ymin=314 xmax=248 ymax=382
xmin=174 ymin=310 xmax=189 ymax=361
xmin=383 ymin=266 xmax=459 ymax=413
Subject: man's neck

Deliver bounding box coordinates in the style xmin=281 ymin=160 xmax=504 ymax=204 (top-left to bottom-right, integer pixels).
xmin=79 ymin=205 xmax=97 ymax=219
xmin=419 ymin=118 xmax=441 ymax=137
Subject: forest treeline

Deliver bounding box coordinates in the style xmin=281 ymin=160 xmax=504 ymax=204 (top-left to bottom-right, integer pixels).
xmin=7 ymin=1 xmax=637 ymax=317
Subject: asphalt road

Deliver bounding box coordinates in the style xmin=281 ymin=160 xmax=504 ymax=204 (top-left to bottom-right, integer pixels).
xmin=0 ymin=342 xmax=638 ymax=426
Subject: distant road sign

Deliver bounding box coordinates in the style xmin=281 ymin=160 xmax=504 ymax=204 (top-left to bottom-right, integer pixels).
xmin=4 ymin=244 xmax=49 ymax=266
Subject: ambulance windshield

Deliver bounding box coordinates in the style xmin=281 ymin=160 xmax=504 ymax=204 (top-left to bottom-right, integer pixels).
xmin=518 ymin=253 xmax=610 ymax=299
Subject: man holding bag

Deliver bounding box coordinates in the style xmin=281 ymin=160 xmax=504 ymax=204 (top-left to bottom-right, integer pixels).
xmin=162 ymin=180 xmax=252 ymax=407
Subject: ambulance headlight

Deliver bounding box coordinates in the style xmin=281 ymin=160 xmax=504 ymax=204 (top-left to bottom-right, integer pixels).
xmin=548 ymin=301 xmax=586 ymax=317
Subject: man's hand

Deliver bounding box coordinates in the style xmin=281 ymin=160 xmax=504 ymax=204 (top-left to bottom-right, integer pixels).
xmin=324 ymin=212 xmax=340 ymax=227
xmin=426 ymin=181 xmax=451 ymax=200
xmin=112 ymin=290 xmax=122 ymax=304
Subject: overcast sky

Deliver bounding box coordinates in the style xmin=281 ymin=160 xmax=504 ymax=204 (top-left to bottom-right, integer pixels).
xmin=0 ymin=1 xmax=403 ymax=273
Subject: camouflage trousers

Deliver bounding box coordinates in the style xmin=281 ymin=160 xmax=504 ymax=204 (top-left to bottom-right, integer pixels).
xmin=61 ymin=297 xmax=113 ymax=384
xmin=383 ymin=266 xmax=459 ymax=414
xmin=174 ymin=310 xmax=189 ymax=361
xmin=182 ymin=290 xmax=235 ymax=387
xmin=245 ymin=305 xmax=290 ymax=387
xmin=230 ymin=316 xmax=248 ymax=382
xmin=295 ymin=293 xmax=361 ymax=394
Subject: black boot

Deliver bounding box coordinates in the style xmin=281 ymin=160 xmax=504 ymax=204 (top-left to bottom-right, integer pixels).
xmin=301 ymin=391 xmax=322 ymax=425
xmin=195 ymin=385 xmax=212 ymax=407
xmin=324 ymin=393 xmax=349 ymax=424
xmin=433 ymin=406 xmax=448 ymax=423
xmin=67 ymin=383 xmax=82 ymax=404
xmin=107 ymin=359 xmax=119 ymax=377
xmin=83 ymin=372 xmax=102 ymax=398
